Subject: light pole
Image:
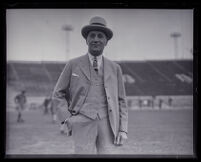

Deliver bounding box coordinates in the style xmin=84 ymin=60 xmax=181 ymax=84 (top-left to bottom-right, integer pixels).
xmin=62 ymin=24 xmax=73 ymax=61
xmin=170 ymin=32 xmax=181 ymax=60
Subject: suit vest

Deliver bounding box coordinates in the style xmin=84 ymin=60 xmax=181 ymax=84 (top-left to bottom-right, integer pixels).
xmin=79 ymin=61 xmax=108 ymax=120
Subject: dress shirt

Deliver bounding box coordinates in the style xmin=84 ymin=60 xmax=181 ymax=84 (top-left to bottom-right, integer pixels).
xmin=88 ymin=53 xmax=103 ymax=70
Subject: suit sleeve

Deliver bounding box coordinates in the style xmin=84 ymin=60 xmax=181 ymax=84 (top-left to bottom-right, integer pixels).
xmin=117 ymin=64 xmax=128 ymax=134
xmin=52 ymin=61 xmax=72 ymax=121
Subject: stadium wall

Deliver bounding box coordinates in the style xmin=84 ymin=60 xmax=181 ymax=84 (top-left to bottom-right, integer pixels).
xmin=6 ymin=60 xmax=193 ymax=111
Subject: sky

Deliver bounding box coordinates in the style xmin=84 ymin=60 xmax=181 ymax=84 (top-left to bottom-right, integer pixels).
xmin=6 ymin=9 xmax=193 ymax=62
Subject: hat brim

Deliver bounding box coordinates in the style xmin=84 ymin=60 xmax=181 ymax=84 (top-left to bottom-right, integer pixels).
xmin=81 ymin=25 xmax=113 ymax=40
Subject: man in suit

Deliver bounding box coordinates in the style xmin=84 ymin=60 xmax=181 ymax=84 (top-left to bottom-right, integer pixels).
xmin=53 ymin=16 xmax=128 ymax=154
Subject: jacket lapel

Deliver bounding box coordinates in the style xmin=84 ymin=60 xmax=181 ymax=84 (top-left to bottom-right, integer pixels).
xmin=79 ymin=54 xmax=90 ymax=81
xmin=103 ymin=56 xmax=112 ymax=83
xmin=78 ymin=54 xmax=112 ymax=82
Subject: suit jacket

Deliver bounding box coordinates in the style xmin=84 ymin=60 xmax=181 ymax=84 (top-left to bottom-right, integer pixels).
xmin=53 ymin=54 xmax=128 ymax=138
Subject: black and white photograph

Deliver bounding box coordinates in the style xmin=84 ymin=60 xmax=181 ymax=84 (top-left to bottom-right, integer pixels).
xmin=6 ymin=8 xmax=194 ymax=157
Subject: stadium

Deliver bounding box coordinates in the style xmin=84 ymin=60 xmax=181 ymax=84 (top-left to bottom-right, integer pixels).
xmin=7 ymin=59 xmax=193 ymax=109
xmin=6 ymin=59 xmax=193 ymax=156
xmin=6 ymin=9 xmax=194 ymax=157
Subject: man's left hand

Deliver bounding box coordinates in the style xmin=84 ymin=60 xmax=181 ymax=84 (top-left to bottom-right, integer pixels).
xmin=115 ymin=131 xmax=128 ymax=146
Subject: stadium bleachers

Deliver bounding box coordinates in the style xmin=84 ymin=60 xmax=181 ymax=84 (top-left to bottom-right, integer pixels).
xmin=116 ymin=60 xmax=193 ymax=96
xmin=42 ymin=63 xmax=66 ymax=84
xmin=7 ymin=60 xmax=193 ymax=96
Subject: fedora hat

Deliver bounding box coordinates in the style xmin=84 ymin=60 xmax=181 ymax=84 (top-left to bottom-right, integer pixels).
xmin=81 ymin=16 xmax=113 ymax=40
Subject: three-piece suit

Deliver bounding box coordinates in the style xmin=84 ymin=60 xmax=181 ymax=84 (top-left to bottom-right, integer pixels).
xmin=53 ymin=54 xmax=128 ymax=154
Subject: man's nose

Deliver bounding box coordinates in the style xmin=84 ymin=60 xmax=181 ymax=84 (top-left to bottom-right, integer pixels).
xmin=93 ymin=35 xmax=99 ymax=41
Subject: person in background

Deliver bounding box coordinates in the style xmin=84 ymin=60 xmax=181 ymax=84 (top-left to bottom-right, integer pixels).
xmin=150 ymin=96 xmax=156 ymax=109
xmin=15 ymin=90 xmax=27 ymax=123
xmin=43 ymin=97 xmax=50 ymax=115
xmin=138 ymin=99 xmax=142 ymax=109
xmin=158 ymin=98 xmax=163 ymax=109
xmin=168 ymin=97 xmax=173 ymax=107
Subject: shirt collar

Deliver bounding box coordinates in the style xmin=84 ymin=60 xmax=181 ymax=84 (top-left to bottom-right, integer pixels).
xmin=87 ymin=52 xmax=103 ymax=69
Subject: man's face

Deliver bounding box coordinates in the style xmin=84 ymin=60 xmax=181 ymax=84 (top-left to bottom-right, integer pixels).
xmin=86 ymin=31 xmax=108 ymax=57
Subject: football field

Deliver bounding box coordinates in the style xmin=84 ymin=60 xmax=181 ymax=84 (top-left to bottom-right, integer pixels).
xmin=6 ymin=108 xmax=194 ymax=157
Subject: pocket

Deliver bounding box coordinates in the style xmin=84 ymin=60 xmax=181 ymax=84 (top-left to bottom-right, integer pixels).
xmin=69 ymin=114 xmax=92 ymax=124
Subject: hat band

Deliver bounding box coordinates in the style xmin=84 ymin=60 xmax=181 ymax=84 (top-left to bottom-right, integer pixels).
xmin=91 ymin=22 xmax=106 ymax=27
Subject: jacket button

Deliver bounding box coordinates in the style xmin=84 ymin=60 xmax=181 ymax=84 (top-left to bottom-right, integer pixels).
xmin=109 ymin=109 xmax=112 ymax=112
xmin=71 ymin=110 xmax=76 ymax=115
xmin=107 ymin=97 xmax=110 ymax=100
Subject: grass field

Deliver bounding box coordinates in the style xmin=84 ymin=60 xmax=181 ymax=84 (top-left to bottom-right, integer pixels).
xmin=5 ymin=107 xmax=194 ymax=157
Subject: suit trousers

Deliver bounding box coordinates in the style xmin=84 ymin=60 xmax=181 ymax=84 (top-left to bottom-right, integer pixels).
xmin=70 ymin=114 xmax=116 ymax=154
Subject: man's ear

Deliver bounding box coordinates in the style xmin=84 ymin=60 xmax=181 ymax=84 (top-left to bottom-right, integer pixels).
xmin=86 ymin=39 xmax=89 ymax=45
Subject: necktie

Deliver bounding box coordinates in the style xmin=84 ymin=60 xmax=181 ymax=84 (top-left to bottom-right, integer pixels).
xmin=93 ymin=57 xmax=98 ymax=72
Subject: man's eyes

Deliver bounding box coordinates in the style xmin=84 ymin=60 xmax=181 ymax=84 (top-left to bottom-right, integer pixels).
xmin=90 ymin=33 xmax=96 ymax=38
xmin=97 ymin=34 xmax=103 ymax=38
xmin=89 ymin=33 xmax=104 ymax=39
